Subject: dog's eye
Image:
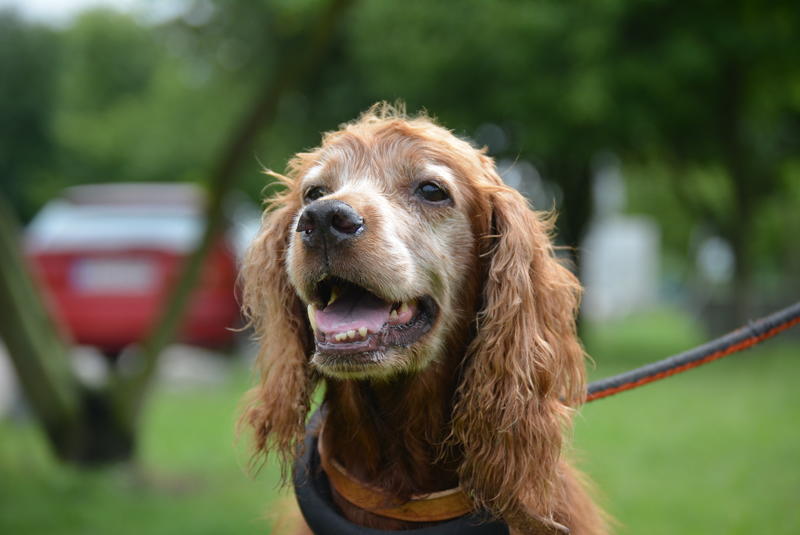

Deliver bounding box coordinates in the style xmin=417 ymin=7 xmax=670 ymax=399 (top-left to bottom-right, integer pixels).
xmin=415 ymin=181 xmax=450 ymax=203
xmin=304 ymin=186 xmax=327 ymax=203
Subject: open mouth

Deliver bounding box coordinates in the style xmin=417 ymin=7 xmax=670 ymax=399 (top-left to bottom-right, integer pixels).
xmin=307 ymin=277 xmax=438 ymax=355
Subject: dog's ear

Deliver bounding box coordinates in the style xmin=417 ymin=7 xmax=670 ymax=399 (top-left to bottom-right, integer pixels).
xmin=240 ymin=194 xmax=316 ymax=476
xmin=452 ymin=156 xmax=586 ymax=527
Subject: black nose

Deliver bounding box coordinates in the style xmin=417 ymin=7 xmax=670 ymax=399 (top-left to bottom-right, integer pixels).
xmin=296 ymin=199 xmax=364 ymax=248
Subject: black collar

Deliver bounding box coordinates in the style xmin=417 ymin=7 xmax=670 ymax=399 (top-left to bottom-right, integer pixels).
xmin=293 ymin=409 xmax=509 ymax=535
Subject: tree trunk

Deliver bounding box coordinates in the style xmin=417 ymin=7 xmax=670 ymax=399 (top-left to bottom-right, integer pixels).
xmin=717 ymin=59 xmax=758 ymax=326
xmin=724 ymin=201 xmax=754 ymax=325
xmin=0 ymin=196 xmax=139 ymax=463
xmin=549 ymin=156 xmax=593 ymax=266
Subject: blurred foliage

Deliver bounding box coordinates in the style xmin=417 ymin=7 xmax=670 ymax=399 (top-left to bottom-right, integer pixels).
xmin=0 ymin=13 xmax=60 ymax=221
xmin=0 ymin=0 xmax=798 ymax=300
xmin=54 ymin=8 xmax=246 ymax=192
xmin=609 ymin=0 xmax=800 ymax=313
xmin=0 ymin=0 xmax=352 ymax=466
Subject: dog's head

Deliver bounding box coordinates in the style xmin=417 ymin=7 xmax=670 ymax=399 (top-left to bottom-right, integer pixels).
xmin=285 ymin=110 xmax=489 ymax=379
xmin=242 ymin=104 xmax=586 ymax=522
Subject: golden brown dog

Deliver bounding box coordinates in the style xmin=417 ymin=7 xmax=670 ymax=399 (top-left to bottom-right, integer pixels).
xmin=241 ymin=104 xmax=607 ymax=534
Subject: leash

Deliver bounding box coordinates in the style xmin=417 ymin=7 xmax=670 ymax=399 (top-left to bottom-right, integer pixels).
xmin=586 ymin=301 xmax=800 ymax=402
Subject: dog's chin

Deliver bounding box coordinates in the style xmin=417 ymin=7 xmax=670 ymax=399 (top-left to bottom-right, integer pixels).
xmin=310 ymin=338 xmax=443 ymax=380
xmin=311 ymin=347 xmax=410 ymax=380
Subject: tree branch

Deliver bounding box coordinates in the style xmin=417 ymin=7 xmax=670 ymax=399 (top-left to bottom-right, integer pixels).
xmin=0 ymin=195 xmax=82 ymax=456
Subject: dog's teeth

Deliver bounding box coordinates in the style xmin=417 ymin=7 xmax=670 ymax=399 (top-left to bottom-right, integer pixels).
xmin=327 ymin=286 xmax=339 ymax=306
xmin=399 ymin=302 xmax=409 ymax=315
xmin=390 ymin=310 xmax=399 ymax=320
xmin=307 ymin=304 xmax=317 ymax=331
xmin=346 ymin=330 xmax=356 ymax=340
xmin=358 ymin=327 xmax=368 ymax=338
xmin=334 ymin=332 xmax=347 ymax=342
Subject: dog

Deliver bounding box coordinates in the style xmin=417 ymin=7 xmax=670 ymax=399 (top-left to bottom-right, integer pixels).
xmin=240 ymin=103 xmax=607 ymax=535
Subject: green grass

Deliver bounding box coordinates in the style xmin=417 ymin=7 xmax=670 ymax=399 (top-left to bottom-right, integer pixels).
xmin=0 ymin=368 xmax=287 ymax=535
xmin=0 ymin=307 xmax=798 ymax=534
xmin=576 ymin=309 xmax=800 ymax=534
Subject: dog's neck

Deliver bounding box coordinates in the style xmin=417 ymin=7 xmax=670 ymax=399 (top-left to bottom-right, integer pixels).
xmin=321 ymin=355 xmax=463 ymax=500
xmin=318 ymin=262 xmax=483 ymax=529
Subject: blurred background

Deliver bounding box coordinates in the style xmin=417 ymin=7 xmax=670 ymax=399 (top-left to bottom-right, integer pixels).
xmin=0 ymin=0 xmax=798 ymax=533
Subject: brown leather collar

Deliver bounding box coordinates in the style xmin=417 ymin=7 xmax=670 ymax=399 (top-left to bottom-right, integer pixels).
xmin=317 ymin=419 xmax=570 ymax=533
xmin=317 ymin=421 xmax=473 ymax=523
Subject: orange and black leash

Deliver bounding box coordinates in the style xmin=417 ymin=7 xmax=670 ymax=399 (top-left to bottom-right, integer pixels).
xmin=586 ymin=301 xmax=800 ymax=403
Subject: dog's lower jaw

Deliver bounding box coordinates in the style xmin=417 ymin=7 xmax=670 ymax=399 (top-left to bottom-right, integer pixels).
xmin=310 ymin=349 xmax=408 ymax=380
xmin=310 ymin=335 xmax=446 ymax=380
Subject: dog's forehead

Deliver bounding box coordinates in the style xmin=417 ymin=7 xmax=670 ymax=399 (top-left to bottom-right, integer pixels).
xmin=299 ymin=139 xmax=458 ymax=192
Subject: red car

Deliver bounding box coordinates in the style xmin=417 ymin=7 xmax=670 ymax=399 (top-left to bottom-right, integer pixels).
xmin=25 ymin=183 xmax=250 ymax=356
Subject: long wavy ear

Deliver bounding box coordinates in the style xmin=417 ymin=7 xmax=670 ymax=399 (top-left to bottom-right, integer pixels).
xmin=240 ymin=192 xmax=316 ymax=476
xmin=452 ymin=158 xmax=586 ymax=529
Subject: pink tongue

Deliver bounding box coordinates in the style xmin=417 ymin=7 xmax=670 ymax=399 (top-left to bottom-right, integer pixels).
xmin=315 ymin=291 xmax=392 ymax=334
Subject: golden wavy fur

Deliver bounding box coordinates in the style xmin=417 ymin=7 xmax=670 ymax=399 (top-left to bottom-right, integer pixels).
xmin=241 ymin=103 xmax=607 ymax=534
